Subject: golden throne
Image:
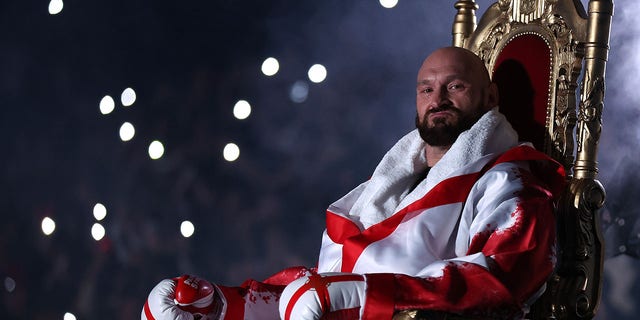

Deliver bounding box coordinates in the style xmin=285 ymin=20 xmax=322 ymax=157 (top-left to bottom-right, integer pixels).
xmin=395 ymin=0 xmax=613 ymax=319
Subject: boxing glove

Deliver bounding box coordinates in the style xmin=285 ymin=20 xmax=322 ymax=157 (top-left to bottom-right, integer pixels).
xmin=279 ymin=272 xmax=366 ymax=320
xmin=142 ymin=275 xmax=222 ymax=320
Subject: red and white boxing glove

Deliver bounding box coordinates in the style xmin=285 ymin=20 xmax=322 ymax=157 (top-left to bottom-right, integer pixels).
xmin=142 ymin=275 xmax=223 ymax=320
xmin=279 ymin=272 xmax=367 ymax=320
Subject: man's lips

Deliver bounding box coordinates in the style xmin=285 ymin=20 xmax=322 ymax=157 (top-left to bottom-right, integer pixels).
xmin=428 ymin=110 xmax=454 ymax=119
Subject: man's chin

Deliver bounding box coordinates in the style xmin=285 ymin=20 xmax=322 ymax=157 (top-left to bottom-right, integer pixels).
xmin=418 ymin=126 xmax=458 ymax=146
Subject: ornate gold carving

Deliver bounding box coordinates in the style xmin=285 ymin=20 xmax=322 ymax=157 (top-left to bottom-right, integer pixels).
xmin=474 ymin=3 xmax=584 ymax=169
xmin=498 ymin=0 xmax=512 ymax=11
xmin=577 ymin=74 xmax=604 ymax=155
xmin=476 ymin=21 xmax=508 ymax=65
xmin=520 ymin=0 xmax=537 ymax=14
xmin=512 ymin=0 xmax=545 ymax=23
xmin=553 ymin=70 xmax=577 ymax=168
xmin=393 ymin=310 xmax=419 ymax=320
xmin=546 ymin=13 xmax=584 ymax=169
xmin=553 ymin=177 xmax=605 ymax=319
xmin=574 ymin=179 xmax=604 ymax=258
xmin=392 ymin=310 xmax=469 ymax=320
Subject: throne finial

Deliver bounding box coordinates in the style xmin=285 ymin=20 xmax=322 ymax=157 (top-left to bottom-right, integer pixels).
xmin=452 ymin=0 xmax=479 ymax=47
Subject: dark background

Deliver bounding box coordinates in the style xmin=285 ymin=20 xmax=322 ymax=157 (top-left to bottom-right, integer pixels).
xmin=1 ymin=0 xmax=639 ymax=319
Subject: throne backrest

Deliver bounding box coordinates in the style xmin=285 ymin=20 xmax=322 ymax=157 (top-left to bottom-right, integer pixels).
xmin=452 ymin=0 xmax=612 ymax=319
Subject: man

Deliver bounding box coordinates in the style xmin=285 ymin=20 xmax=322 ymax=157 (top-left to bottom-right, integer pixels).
xmin=142 ymin=47 xmax=565 ymax=320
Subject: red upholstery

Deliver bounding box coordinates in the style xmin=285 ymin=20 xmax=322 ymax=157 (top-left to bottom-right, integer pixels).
xmin=492 ymin=34 xmax=551 ymax=150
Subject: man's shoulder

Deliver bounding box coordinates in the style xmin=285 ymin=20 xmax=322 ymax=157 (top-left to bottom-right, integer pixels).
xmin=494 ymin=145 xmax=558 ymax=166
xmin=481 ymin=145 xmax=566 ymax=197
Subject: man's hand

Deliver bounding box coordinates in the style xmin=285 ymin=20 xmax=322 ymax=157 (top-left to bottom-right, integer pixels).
xmin=142 ymin=275 xmax=222 ymax=320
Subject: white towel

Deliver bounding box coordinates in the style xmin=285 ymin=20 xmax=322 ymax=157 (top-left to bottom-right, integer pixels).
xmin=348 ymin=107 xmax=519 ymax=229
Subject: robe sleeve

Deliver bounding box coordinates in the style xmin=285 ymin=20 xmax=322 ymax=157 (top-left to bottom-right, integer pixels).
xmin=214 ymin=266 xmax=315 ymax=320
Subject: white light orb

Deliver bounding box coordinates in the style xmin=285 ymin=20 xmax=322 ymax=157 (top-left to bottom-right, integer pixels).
xmin=93 ymin=203 xmax=107 ymax=221
xmin=261 ymin=57 xmax=280 ymax=76
xmin=119 ymin=122 xmax=135 ymax=141
xmin=64 ymin=312 xmax=77 ymax=320
xmin=91 ymin=223 xmax=106 ymax=241
xmin=180 ymin=220 xmax=195 ymax=238
xmin=121 ymin=87 xmax=137 ymax=107
xmin=233 ymin=100 xmax=251 ymax=120
xmin=41 ymin=217 xmax=56 ymax=236
xmin=148 ymin=140 xmax=165 ymax=160
xmin=308 ymin=64 xmax=327 ymax=83
xmin=379 ymin=0 xmax=398 ymax=9
xmin=4 ymin=277 xmax=16 ymax=293
xmin=223 ymin=143 xmax=240 ymax=162
xmin=48 ymin=0 xmax=64 ymax=15
xmin=290 ymin=80 xmax=309 ymax=103
xmin=99 ymin=95 xmax=115 ymax=115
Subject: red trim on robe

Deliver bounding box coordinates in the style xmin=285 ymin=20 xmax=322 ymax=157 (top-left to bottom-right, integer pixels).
xmin=322 ymin=307 xmax=361 ymax=320
xmin=338 ymin=171 xmax=480 ymax=272
xmin=362 ymin=273 xmax=396 ymax=320
xmin=390 ymin=264 xmax=521 ymax=317
xmin=143 ymin=301 xmax=155 ymax=320
xmin=217 ymin=286 xmax=248 ymax=320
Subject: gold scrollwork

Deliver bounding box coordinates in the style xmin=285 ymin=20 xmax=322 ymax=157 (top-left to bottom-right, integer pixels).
xmin=477 ymin=22 xmax=508 ymax=65
xmin=520 ymin=0 xmax=537 ymax=14
xmin=577 ymin=75 xmax=605 ymax=154
xmin=545 ymin=12 xmax=582 ymax=169
xmin=498 ymin=0 xmax=512 ymax=11
xmin=512 ymin=0 xmax=545 ymax=23
xmin=553 ymin=69 xmax=577 ymax=168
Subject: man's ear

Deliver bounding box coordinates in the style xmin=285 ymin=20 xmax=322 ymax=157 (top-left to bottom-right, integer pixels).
xmin=485 ymin=82 xmax=499 ymax=110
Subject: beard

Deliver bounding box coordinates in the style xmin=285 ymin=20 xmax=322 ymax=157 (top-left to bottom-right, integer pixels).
xmin=415 ymin=104 xmax=485 ymax=147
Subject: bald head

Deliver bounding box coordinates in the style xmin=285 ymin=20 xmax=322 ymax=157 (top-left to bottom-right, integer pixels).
xmin=415 ymin=46 xmax=499 ymax=160
xmin=419 ymin=47 xmax=491 ymax=88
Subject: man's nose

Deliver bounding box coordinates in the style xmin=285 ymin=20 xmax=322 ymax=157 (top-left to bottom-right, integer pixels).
xmin=429 ymin=87 xmax=450 ymax=109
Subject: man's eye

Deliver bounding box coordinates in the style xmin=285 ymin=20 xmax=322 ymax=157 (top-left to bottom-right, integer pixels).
xmin=422 ymin=88 xmax=433 ymax=94
xmin=448 ymin=83 xmax=463 ymax=90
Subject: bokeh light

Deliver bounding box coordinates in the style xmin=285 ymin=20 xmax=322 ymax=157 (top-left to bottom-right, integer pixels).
xmin=308 ymin=64 xmax=327 ymax=83
xmin=233 ymin=100 xmax=251 ymax=120
xmin=223 ymin=143 xmax=240 ymax=162
xmin=48 ymin=0 xmax=63 ymax=15
xmin=99 ymin=95 xmax=115 ymax=115
xmin=91 ymin=223 xmax=105 ymax=241
xmin=119 ymin=122 xmax=135 ymax=141
xmin=180 ymin=220 xmax=195 ymax=238
xmin=379 ymin=0 xmax=399 ymax=9
xmin=290 ymin=81 xmax=309 ymax=103
xmin=4 ymin=277 xmax=16 ymax=293
xmin=93 ymin=203 xmax=107 ymax=221
xmin=121 ymin=87 xmax=136 ymax=107
xmin=148 ymin=140 xmax=165 ymax=160
xmin=261 ymin=57 xmax=280 ymax=76
xmin=41 ymin=217 xmax=56 ymax=236
xmin=64 ymin=312 xmax=77 ymax=320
